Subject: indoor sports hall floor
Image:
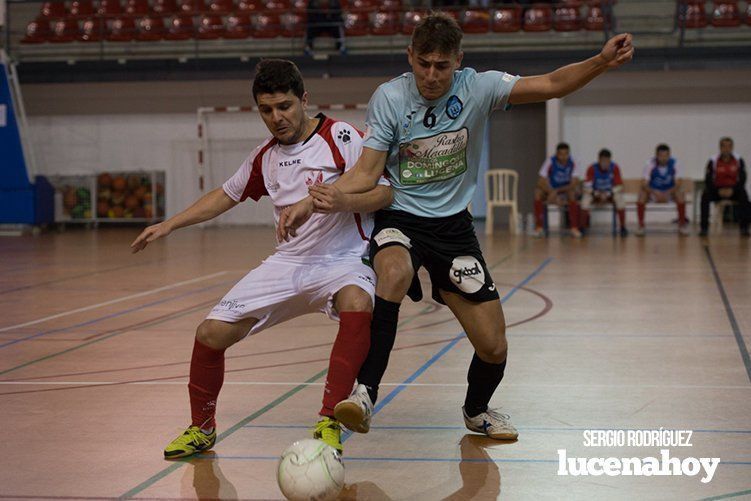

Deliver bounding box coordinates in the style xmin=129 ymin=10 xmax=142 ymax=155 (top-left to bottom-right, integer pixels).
xmin=0 ymin=226 xmax=749 ymax=501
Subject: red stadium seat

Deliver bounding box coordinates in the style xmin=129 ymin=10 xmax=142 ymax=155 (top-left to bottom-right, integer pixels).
xmin=371 ymin=10 xmax=400 ymax=35
xmin=711 ymin=1 xmax=741 ymax=27
xmin=554 ymin=5 xmax=580 ymax=31
xmin=461 ymin=9 xmax=489 ymax=34
xmin=177 ymin=0 xmax=205 ymax=14
xmin=251 ymin=12 xmax=281 ymax=37
xmin=280 ymin=11 xmax=305 ymax=36
xmin=126 ymin=0 xmax=151 ymax=15
xmin=523 ymin=4 xmax=553 ymax=31
xmin=70 ymin=0 xmax=95 ymax=18
xmin=136 ymin=14 xmax=166 ymax=39
xmin=197 ymin=13 xmax=225 ymax=37
xmin=225 ymin=12 xmax=253 ymax=37
xmin=107 ymin=15 xmax=137 ymax=40
xmin=49 ymin=18 xmax=80 ymax=42
xmin=350 ymin=0 xmax=375 ymax=11
xmin=380 ymin=0 xmax=401 ymax=12
xmin=164 ymin=13 xmax=195 ymax=38
xmin=747 ymin=3 xmax=751 ymax=25
xmin=207 ymin=0 xmax=234 ymax=13
xmin=153 ymin=0 xmax=178 ymax=13
xmin=237 ymin=0 xmax=263 ymax=11
xmin=265 ymin=0 xmax=291 ymax=11
xmin=401 ymin=10 xmax=425 ymax=35
xmin=491 ymin=5 xmax=521 ymax=32
xmin=98 ymin=0 xmax=123 ymax=16
xmin=21 ymin=19 xmax=52 ymax=43
xmin=292 ymin=0 xmax=307 ymax=10
xmin=584 ymin=3 xmax=609 ymax=31
xmin=679 ymin=1 xmax=707 ymax=28
xmin=344 ymin=11 xmax=369 ymax=36
xmin=41 ymin=2 xmax=67 ymax=18
xmin=78 ymin=16 xmax=109 ymax=40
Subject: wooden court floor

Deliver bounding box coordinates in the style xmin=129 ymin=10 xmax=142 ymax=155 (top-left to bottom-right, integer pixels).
xmin=0 ymin=225 xmax=749 ymax=501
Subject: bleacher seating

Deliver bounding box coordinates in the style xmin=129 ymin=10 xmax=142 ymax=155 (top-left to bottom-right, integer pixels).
xmin=523 ymin=4 xmax=553 ymax=32
xmin=164 ymin=13 xmax=195 ymax=39
xmin=554 ymin=5 xmax=581 ymax=31
xmin=492 ymin=6 xmax=521 ymax=32
xmin=371 ymin=10 xmax=400 ymax=35
xmin=70 ymin=0 xmax=95 ymax=18
xmin=225 ymin=12 xmax=253 ymax=37
xmin=136 ymin=14 xmax=167 ymax=39
xmin=78 ymin=16 xmax=109 ymax=40
xmin=461 ymin=9 xmax=490 ymax=34
xmin=22 ymin=19 xmax=53 ymax=43
xmin=711 ymin=0 xmax=741 ymax=27
xmin=344 ymin=11 xmax=369 ymax=36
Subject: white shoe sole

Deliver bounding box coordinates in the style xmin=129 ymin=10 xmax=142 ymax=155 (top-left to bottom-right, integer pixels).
xmin=334 ymin=401 xmax=370 ymax=433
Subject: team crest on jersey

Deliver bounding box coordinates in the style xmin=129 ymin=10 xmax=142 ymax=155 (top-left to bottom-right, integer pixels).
xmin=446 ymin=95 xmax=463 ymax=120
xmin=305 ymin=171 xmax=324 ymax=187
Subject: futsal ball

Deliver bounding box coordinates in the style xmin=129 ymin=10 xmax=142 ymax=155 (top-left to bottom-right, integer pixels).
xmin=277 ymin=438 xmax=344 ymax=501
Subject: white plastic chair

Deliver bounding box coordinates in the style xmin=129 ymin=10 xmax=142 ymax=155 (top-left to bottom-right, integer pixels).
xmin=485 ymin=169 xmax=519 ymax=235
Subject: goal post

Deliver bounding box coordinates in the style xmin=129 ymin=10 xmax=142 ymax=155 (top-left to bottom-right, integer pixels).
xmin=196 ymin=104 xmax=367 ymax=226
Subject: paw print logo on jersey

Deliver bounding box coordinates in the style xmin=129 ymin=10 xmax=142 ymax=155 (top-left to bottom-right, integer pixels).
xmin=337 ymin=129 xmax=351 ymax=144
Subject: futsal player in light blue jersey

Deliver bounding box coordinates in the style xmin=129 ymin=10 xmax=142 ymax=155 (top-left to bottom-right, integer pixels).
xmin=280 ymin=12 xmax=634 ymax=440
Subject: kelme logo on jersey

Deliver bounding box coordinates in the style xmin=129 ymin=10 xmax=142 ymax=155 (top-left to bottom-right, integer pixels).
xmin=398 ymin=128 xmax=468 ymax=185
xmin=450 ymin=256 xmax=485 ymax=294
xmin=446 ymin=95 xmax=463 ymax=119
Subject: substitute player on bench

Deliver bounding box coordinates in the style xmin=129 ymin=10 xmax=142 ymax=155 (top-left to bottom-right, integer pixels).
xmin=280 ymin=13 xmax=633 ymax=440
xmin=581 ymin=148 xmax=628 ymax=236
xmin=131 ymin=59 xmax=391 ymax=457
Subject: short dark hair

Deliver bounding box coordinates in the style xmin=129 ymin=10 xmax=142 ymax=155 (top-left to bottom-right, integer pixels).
xmin=720 ymin=136 xmax=733 ymax=146
xmin=556 ymin=142 xmax=570 ymax=151
xmin=252 ymin=59 xmax=305 ymax=103
xmin=656 ymin=143 xmax=670 ymax=153
xmin=598 ymin=148 xmax=612 ymax=158
xmin=411 ymin=12 xmax=463 ymax=56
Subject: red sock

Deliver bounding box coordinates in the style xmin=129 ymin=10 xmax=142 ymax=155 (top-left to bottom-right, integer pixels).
xmin=189 ymin=339 xmax=226 ymax=430
xmin=568 ymin=201 xmax=580 ymax=230
xmin=617 ymin=209 xmax=626 ymax=228
xmin=320 ymin=311 xmax=372 ymax=417
xmin=533 ymin=199 xmax=544 ymax=228
xmin=677 ymin=203 xmax=686 ymax=225
xmin=637 ymin=203 xmax=646 ymax=227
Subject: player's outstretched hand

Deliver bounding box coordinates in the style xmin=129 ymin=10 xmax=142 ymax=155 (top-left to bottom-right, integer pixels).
xmin=309 ymin=183 xmax=349 ymax=214
xmin=131 ymin=222 xmax=172 ymax=253
xmin=277 ymin=196 xmax=314 ymax=242
xmin=600 ymin=33 xmax=634 ymax=69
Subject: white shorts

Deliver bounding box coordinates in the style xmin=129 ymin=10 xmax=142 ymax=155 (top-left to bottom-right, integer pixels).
xmin=206 ymin=255 xmax=376 ymax=337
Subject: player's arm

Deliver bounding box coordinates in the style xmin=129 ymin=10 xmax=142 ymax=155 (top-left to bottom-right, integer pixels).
xmin=310 ymin=183 xmax=393 ymax=214
xmin=508 ymin=33 xmax=633 ymax=105
xmin=131 ymin=187 xmax=237 ymax=253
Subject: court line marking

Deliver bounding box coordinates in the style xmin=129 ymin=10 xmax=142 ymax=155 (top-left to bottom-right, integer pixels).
xmin=700 ymin=488 xmax=751 ymax=501
xmin=119 ymin=252 xmax=519 ymax=498
xmin=0 ymin=278 xmax=236 ymax=353
xmin=343 ymin=257 xmax=553 ymax=445
xmin=703 ymin=246 xmax=751 ymax=384
xmin=3 ymin=381 xmax=751 ymax=390
xmin=0 ymin=271 xmax=229 ymax=334
xmin=241 ymin=424 xmax=751 ymax=435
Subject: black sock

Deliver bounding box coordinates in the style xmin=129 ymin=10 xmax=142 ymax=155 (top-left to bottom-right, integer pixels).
xmin=464 ymin=353 xmax=507 ymax=418
xmin=357 ymin=295 xmax=400 ymax=404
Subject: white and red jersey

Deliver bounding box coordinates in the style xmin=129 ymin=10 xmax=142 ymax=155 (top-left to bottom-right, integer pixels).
xmin=223 ymin=114 xmax=389 ymax=260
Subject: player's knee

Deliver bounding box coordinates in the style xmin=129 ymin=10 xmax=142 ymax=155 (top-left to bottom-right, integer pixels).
xmin=196 ymin=319 xmax=238 ymax=350
xmin=478 ymin=338 xmax=508 ymax=364
xmin=375 ymin=259 xmax=413 ymax=294
xmin=338 ymin=288 xmax=373 ymax=312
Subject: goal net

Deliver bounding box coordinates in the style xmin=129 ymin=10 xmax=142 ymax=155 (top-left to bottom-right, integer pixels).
xmin=197 ymin=104 xmax=367 ymax=226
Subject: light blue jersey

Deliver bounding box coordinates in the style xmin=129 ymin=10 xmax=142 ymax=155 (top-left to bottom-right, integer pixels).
xmin=363 ymin=68 xmax=519 ymax=217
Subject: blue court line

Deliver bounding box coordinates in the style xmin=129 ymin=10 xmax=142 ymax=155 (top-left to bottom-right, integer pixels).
xmin=342 ymin=257 xmax=554 ymax=444
xmin=0 ymin=279 xmax=236 ymax=350
xmin=704 ymin=246 xmax=751 ymax=385
xmin=700 ymin=488 xmax=751 ymax=501
xmin=243 ymin=424 xmax=751 ymax=435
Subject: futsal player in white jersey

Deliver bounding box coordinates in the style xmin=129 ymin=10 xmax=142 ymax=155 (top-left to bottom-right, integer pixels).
xmin=280 ymin=13 xmax=633 ymax=440
xmin=131 ymin=59 xmax=392 ymax=458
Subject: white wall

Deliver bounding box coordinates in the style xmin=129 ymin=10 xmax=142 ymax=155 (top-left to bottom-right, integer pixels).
xmin=564 ymin=104 xmax=751 ymax=184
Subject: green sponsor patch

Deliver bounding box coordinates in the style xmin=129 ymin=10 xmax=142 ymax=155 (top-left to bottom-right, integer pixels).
xmin=398 ymin=128 xmax=468 ymax=185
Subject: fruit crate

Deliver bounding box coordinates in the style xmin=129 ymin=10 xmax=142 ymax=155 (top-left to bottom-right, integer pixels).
xmin=95 ymin=171 xmax=165 ymax=223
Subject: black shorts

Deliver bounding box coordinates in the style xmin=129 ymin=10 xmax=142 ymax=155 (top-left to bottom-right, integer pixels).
xmin=369 ymin=209 xmax=499 ymax=305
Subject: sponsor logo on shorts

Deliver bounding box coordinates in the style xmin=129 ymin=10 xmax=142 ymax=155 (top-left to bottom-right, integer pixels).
xmin=450 ymin=256 xmax=485 ymax=294
xmin=218 ymin=299 xmax=246 ymax=311
xmin=373 ymin=228 xmax=412 ymax=248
